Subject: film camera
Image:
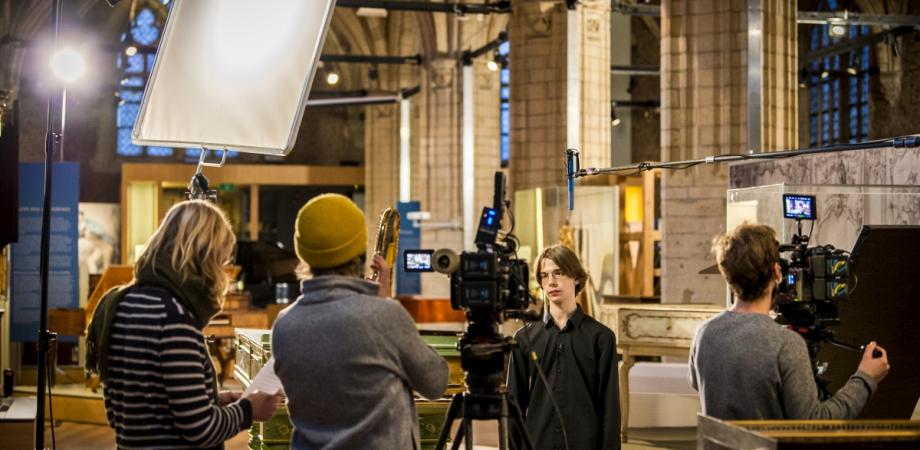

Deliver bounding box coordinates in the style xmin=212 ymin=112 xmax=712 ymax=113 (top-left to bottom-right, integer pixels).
xmin=773 ymin=194 xmax=878 ymax=398
xmin=773 ymin=195 xmax=849 ymax=330
xmin=406 ymin=172 xmax=539 ymax=448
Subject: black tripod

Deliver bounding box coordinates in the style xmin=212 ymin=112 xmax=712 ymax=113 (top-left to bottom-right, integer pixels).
xmin=435 ymin=390 xmax=534 ymax=450
xmin=433 ymin=324 xmax=535 ymax=450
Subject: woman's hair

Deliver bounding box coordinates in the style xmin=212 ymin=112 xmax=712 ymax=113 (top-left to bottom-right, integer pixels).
xmin=711 ymin=222 xmax=779 ymax=302
xmin=535 ymin=245 xmax=588 ymax=296
xmin=135 ymin=200 xmax=236 ymax=303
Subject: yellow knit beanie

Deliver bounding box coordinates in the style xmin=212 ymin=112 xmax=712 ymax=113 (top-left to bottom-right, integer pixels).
xmin=294 ymin=194 xmax=367 ymax=269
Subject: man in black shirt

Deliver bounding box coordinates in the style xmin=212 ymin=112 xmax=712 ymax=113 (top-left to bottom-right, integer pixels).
xmin=507 ymin=245 xmax=621 ymax=450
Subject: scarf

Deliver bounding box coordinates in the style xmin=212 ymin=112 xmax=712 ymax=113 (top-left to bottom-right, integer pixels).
xmin=86 ymin=250 xmax=221 ymax=382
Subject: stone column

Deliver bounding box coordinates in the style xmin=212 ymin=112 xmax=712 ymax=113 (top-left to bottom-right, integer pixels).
xmin=659 ymin=0 xmax=797 ymax=304
xmin=509 ymin=0 xmax=611 ymax=192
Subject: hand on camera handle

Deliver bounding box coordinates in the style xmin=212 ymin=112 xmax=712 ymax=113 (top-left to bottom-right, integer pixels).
xmin=858 ymin=341 xmax=890 ymax=384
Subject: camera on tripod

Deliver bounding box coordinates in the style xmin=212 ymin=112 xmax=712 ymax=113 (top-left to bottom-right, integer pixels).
xmin=403 ymin=172 xmax=535 ymax=319
xmin=408 ymin=172 xmax=539 ymax=449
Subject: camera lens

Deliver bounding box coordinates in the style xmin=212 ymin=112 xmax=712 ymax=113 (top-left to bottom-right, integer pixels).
xmin=438 ymin=255 xmax=451 ymax=267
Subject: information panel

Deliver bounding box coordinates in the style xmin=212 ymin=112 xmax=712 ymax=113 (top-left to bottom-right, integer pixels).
xmin=10 ymin=163 xmax=79 ymax=341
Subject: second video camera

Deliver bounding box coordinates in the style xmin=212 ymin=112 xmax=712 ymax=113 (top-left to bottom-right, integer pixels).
xmin=773 ymin=194 xmax=849 ymax=329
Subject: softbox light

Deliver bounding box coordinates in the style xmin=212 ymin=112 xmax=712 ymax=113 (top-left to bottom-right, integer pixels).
xmin=132 ymin=0 xmax=335 ymax=155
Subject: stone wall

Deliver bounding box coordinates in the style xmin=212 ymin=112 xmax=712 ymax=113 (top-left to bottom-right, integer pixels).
xmin=659 ymin=0 xmax=797 ymax=305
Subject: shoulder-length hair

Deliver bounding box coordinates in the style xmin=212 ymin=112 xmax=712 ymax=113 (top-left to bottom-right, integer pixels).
xmin=135 ymin=200 xmax=236 ymax=303
xmin=535 ymin=245 xmax=588 ymax=296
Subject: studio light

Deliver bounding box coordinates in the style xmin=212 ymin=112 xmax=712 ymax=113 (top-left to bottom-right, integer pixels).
xmin=326 ymin=71 xmax=340 ymax=85
xmin=50 ymin=48 xmax=86 ymax=83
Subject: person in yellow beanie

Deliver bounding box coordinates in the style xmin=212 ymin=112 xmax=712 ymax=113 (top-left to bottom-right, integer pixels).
xmin=271 ymin=193 xmax=449 ymax=450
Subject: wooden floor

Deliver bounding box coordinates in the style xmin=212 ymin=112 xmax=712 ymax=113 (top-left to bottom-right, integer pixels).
xmin=34 ymin=422 xmax=251 ymax=450
xmin=32 ymin=421 xmax=695 ymax=449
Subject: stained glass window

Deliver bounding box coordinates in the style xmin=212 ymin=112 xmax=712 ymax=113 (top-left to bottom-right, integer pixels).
xmin=116 ymin=1 xmax=237 ymax=159
xmin=499 ymin=41 xmax=510 ymax=167
xmin=807 ymin=1 xmax=870 ymax=147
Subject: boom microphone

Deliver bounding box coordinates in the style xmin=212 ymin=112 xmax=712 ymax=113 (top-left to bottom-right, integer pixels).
xmin=565 ymin=148 xmax=579 ymax=210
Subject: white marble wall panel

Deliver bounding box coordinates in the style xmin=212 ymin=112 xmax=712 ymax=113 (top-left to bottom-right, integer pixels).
xmin=730 ymin=146 xmax=920 ymax=189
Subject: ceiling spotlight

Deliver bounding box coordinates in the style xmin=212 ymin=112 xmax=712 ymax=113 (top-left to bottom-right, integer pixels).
xmin=125 ymin=45 xmax=138 ymax=56
xmin=827 ymin=18 xmax=847 ymax=38
xmin=846 ymin=67 xmax=858 ymax=76
xmin=820 ymin=71 xmax=829 ymax=79
xmin=486 ymin=60 xmax=499 ymax=72
xmin=50 ymin=48 xmax=86 ymax=83
xmin=326 ymin=71 xmax=340 ymax=86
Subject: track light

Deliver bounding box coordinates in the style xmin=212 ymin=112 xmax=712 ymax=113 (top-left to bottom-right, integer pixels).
xmin=125 ymin=45 xmax=138 ymax=56
xmin=827 ymin=14 xmax=848 ymax=38
xmin=486 ymin=60 xmax=499 ymax=72
xmin=326 ymin=71 xmax=340 ymax=85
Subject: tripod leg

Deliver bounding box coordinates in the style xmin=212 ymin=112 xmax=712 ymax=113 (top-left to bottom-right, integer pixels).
xmin=498 ymin=396 xmax=510 ymax=450
xmin=449 ymin=418 xmax=466 ymax=450
xmin=508 ymin=397 xmax=535 ymax=450
xmin=464 ymin=417 xmax=474 ymax=450
xmin=436 ymin=394 xmax=463 ymax=450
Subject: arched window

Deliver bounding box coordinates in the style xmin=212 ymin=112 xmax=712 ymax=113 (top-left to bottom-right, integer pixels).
xmin=806 ymin=0 xmax=870 ymax=147
xmin=116 ymin=2 xmax=238 ymax=160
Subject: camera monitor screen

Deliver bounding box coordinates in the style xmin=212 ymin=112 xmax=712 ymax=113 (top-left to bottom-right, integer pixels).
xmin=783 ymin=194 xmax=816 ymax=220
xmin=404 ymin=250 xmax=434 ymax=272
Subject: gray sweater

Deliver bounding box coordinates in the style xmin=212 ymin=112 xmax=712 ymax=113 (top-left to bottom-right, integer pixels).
xmin=689 ymin=311 xmax=876 ymax=420
xmin=272 ymin=276 xmax=449 ymax=450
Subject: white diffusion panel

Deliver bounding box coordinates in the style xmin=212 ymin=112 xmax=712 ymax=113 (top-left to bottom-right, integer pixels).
xmin=132 ymin=0 xmax=335 ymax=155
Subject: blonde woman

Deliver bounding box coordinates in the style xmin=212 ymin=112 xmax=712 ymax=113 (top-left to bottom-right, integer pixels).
xmin=87 ymin=200 xmax=279 ymax=449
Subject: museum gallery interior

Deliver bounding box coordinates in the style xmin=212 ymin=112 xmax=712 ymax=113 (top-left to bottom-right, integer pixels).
xmin=1 ymin=0 xmax=920 ymax=449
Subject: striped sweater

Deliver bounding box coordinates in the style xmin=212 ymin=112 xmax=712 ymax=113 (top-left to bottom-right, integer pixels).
xmin=103 ymin=286 xmax=252 ymax=449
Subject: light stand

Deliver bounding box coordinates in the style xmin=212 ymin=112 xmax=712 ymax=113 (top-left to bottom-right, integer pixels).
xmin=36 ymin=1 xmax=64 ymax=448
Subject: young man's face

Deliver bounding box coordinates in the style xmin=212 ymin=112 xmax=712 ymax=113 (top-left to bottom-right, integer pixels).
xmin=539 ymin=258 xmax=577 ymax=306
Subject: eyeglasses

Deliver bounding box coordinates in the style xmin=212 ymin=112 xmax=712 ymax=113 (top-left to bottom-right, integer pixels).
xmin=538 ymin=270 xmax=568 ymax=282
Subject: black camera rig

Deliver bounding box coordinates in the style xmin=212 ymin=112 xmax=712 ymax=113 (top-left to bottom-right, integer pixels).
xmin=419 ymin=171 xmax=539 ymax=450
xmin=773 ymin=194 xmax=879 ymax=399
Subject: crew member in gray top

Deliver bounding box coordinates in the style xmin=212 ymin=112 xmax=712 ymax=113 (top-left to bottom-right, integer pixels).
xmin=272 ymin=194 xmax=449 ymax=450
xmin=689 ymin=222 xmax=890 ymax=420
